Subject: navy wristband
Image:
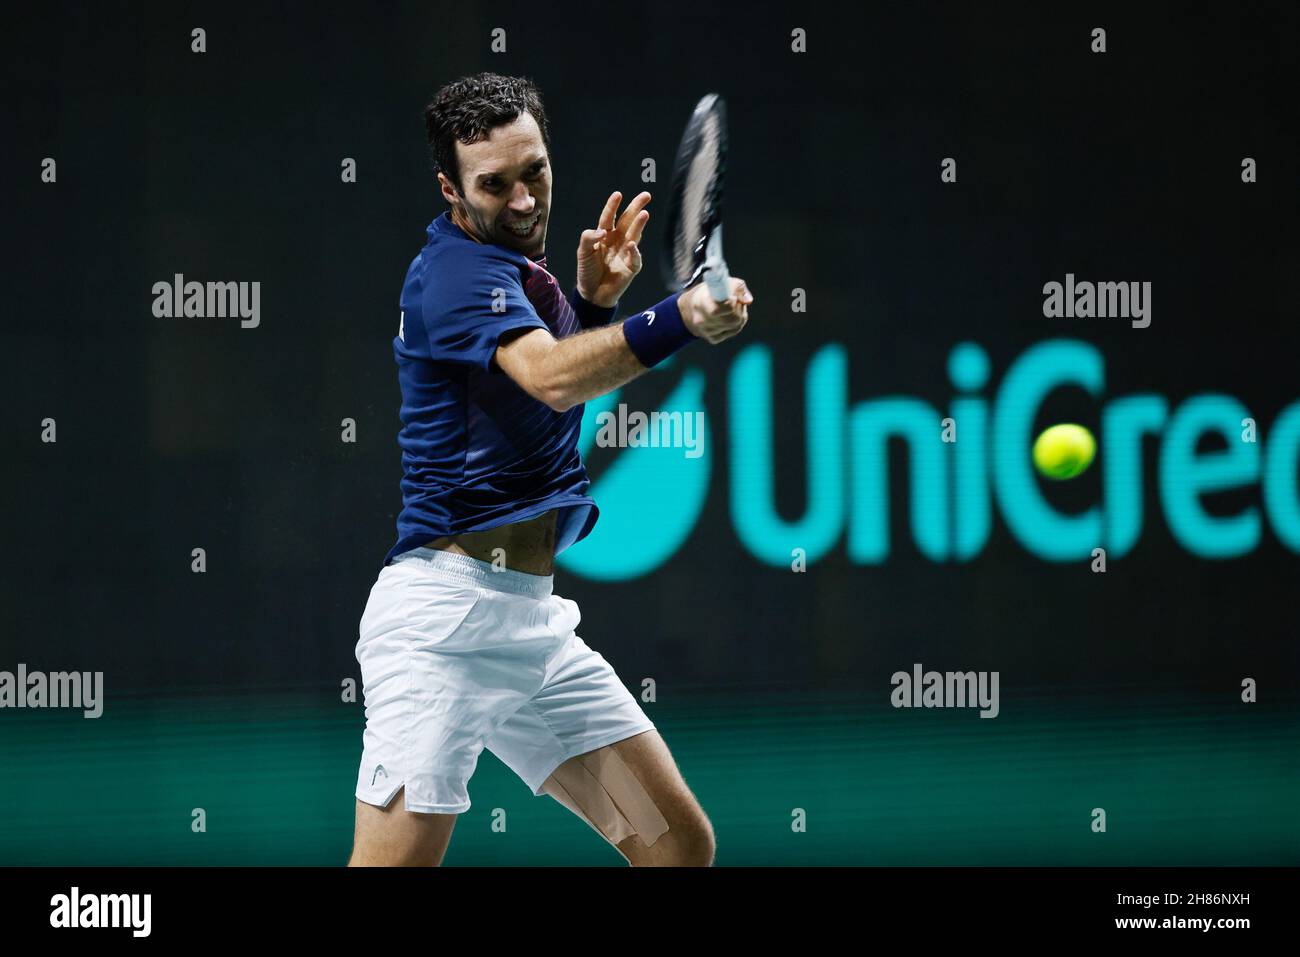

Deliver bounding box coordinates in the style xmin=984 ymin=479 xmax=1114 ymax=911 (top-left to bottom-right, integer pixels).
xmin=621 ymin=293 xmax=697 ymax=368
xmin=568 ymin=287 xmax=618 ymax=328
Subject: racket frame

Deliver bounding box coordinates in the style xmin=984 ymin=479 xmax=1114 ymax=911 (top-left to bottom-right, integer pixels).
xmin=665 ymin=94 xmax=732 ymax=303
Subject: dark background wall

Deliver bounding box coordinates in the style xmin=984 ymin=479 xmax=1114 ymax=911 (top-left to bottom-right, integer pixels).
xmin=4 ymin=0 xmax=1297 ymax=700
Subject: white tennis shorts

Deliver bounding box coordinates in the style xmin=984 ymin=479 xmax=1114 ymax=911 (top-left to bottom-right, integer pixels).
xmin=353 ymin=546 xmax=656 ymax=814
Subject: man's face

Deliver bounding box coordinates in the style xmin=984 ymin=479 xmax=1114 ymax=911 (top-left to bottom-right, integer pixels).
xmin=439 ymin=111 xmax=552 ymax=256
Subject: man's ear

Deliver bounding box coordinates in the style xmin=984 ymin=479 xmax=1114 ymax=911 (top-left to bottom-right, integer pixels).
xmin=436 ymin=171 xmax=461 ymax=206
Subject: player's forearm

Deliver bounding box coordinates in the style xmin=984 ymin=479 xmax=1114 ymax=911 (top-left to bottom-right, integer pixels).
xmin=540 ymin=321 xmax=656 ymax=412
xmin=540 ymin=291 xmax=706 ymax=411
xmin=510 ymin=283 xmax=749 ymax=412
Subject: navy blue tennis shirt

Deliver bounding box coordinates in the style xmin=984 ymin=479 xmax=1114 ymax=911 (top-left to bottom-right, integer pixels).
xmin=383 ymin=212 xmax=617 ymax=566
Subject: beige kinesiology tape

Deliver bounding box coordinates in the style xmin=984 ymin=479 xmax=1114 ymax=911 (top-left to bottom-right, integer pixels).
xmin=542 ymin=746 xmax=669 ymax=847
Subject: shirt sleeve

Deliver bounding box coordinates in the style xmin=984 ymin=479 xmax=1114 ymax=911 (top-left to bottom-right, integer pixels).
xmin=421 ymin=247 xmax=550 ymax=370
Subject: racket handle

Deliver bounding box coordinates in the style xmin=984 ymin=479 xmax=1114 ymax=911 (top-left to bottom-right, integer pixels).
xmin=703 ymin=225 xmax=731 ymax=303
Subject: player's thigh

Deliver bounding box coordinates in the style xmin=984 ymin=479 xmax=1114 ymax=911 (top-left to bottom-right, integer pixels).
xmin=348 ymin=787 xmax=457 ymax=867
xmin=544 ymin=730 xmax=715 ymax=866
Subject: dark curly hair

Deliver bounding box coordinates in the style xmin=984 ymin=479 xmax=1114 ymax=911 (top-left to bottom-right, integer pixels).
xmin=424 ymin=73 xmax=552 ymax=193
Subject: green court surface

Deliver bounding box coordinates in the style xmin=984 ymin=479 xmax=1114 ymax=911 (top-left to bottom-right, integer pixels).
xmin=1 ymin=685 xmax=1295 ymax=866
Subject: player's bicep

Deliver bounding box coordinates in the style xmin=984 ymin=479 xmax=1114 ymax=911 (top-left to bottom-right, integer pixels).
xmin=494 ymin=326 xmax=562 ymax=409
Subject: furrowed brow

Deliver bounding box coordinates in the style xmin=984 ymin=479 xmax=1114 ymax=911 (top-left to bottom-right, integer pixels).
xmin=477 ymin=156 xmax=548 ymax=184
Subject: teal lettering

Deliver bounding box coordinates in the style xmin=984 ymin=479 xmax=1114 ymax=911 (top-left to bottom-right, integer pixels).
xmin=730 ymin=344 xmax=847 ymax=565
xmin=848 ymin=398 xmax=948 ymax=562
xmin=1160 ymin=395 xmax=1259 ymax=556
xmin=992 ymin=340 xmax=1103 ymax=560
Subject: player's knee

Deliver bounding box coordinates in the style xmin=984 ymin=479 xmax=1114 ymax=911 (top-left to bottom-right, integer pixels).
xmin=633 ymin=811 xmax=714 ymax=866
xmin=677 ymin=814 xmax=716 ymax=866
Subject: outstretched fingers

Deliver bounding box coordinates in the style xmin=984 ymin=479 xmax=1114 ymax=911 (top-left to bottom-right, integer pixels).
xmin=618 ymin=191 xmax=652 ymax=243
xmin=598 ymin=191 xmax=622 ymax=233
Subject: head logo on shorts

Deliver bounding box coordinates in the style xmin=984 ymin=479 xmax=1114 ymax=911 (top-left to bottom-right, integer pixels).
xmin=371 ymin=764 xmax=388 ymax=786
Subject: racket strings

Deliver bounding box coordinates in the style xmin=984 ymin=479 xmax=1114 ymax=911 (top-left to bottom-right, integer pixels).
xmin=663 ymin=94 xmax=728 ymax=292
xmin=674 ymin=117 xmax=723 ymax=285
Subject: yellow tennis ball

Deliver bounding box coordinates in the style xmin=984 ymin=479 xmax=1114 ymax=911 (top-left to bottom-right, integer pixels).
xmin=1032 ymin=424 xmax=1096 ymax=479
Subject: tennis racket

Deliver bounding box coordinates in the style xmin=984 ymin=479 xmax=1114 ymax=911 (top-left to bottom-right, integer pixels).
xmin=662 ymin=93 xmax=731 ymax=303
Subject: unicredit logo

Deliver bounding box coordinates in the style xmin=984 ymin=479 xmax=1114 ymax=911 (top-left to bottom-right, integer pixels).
xmin=560 ymin=339 xmax=1300 ymax=580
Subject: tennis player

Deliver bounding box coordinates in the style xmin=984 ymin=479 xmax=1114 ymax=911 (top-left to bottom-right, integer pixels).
xmin=348 ymin=73 xmax=752 ymax=866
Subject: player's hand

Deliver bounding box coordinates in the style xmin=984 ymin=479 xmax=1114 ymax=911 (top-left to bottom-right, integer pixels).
xmin=678 ymin=277 xmax=752 ymax=344
xmin=575 ymin=190 xmax=650 ymax=309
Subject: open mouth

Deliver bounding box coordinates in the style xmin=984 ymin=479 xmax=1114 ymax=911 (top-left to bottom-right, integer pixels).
xmin=503 ymin=214 xmax=540 ymax=238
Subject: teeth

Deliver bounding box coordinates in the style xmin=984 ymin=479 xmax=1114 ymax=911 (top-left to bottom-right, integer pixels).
xmin=505 ymin=216 xmax=538 ymax=235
